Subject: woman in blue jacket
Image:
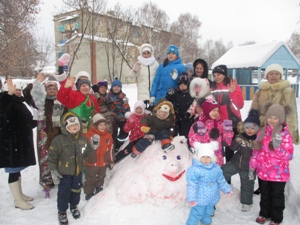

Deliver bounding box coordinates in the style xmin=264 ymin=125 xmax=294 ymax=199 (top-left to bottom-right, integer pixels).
xmin=149 ymin=45 xmax=186 ymax=106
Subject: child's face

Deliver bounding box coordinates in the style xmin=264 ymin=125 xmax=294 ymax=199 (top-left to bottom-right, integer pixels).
xmin=244 ymin=127 xmax=258 ymax=136
xmin=157 ymin=110 xmax=168 ymax=119
xmin=67 ymin=124 xmax=80 ymax=134
xmin=97 ymin=122 xmax=107 ymax=132
xmin=209 ymin=108 xmax=220 ymax=120
xmin=179 ymin=83 xmax=188 ymax=91
xmin=200 ymin=156 xmax=212 ymax=164
xmin=135 ymin=107 xmax=143 ymax=115
xmin=267 ymin=116 xmax=279 ymax=127
xmin=99 ymin=86 xmax=107 ymax=95
xmin=167 ymin=53 xmax=177 ymax=62
xmin=112 ymin=86 xmax=121 ymax=93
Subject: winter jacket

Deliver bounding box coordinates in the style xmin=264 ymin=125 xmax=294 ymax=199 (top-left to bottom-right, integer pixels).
xmin=165 ymin=88 xmax=194 ymax=122
xmin=188 ymin=119 xmax=233 ymax=166
xmin=150 ymin=57 xmax=186 ymax=105
xmin=84 ymin=127 xmax=113 ymax=167
xmin=186 ymin=159 xmax=232 ymax=206
xmin=0 ymin=93 xmax=37 ymax=168
xmin=228 ymin=133 xmax=256 ymax=171
xmin=250 ymin=80 xmax=299 ymax=144
xmin=48 ymin=112 xmax=95 ymax=176
xmin=57 ymin=85 xmax=99 ymax=128
xmin=98 ymin=90 xmax=130 ymax=123
xmin=128 ymin=44 xmax=159 ymax=101
xmin=124 ymin=113 xmax=147 ymax=142
xmin=249 ymin=124 xmax=294 ymax=182
xmin=211 ymin=82 xmax=244 ymax=127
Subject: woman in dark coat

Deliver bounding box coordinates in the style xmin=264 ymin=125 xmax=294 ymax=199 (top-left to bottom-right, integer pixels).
xmin=0 ymin=79 xmax=37 ymax=210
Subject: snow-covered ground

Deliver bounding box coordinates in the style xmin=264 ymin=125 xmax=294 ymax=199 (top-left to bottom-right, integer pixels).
xmin=0 ymin=83 xmax=299 ymax=225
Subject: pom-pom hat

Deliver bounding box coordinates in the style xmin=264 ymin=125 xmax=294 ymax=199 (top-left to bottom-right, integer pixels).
xmin=201 ymin=99 xmax=220 ymax=119
xmin=111 ymin=78 xmax=122 ymax=89
xmin=212 ymin=65 xmax=227 ymax=76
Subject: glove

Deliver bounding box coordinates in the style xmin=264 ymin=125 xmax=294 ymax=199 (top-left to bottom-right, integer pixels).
xmin=193 ymin=121 xmax=206 ymax=135
xmin=248 ymin=168 xmax=255 ymax=180
xmin=272 ymin=133 xmax=282 ymax=149
xmin=222 ymin=119 xmax=233 ymax=132
xmin=167 ymin=87 xmax=175 ymax=95
xmin=141 ymin=126 xmax=150 ymax=133
xmin=189 ymin=201 xmax=197 ymax=207
xmin=51 ymin=170 xmax=63 ymax=185
xmin=171 ymin=69 xmax=178 ymax=80
xmin=149 ymin=97 xmax=155 ymax=106
xmin=90 ymin=134 xmax=100 ymax=150
xmin=227 ymin=191 xmax=233 ymax=197
xmin=133 ymin=61 xmax=141 ymax=72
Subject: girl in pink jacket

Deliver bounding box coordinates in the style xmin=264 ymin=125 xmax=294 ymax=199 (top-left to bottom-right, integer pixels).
xmin=188 ymin=98 xmax=233 ymax=166
xmin=249 ymin=103 xmax=294 ymax=225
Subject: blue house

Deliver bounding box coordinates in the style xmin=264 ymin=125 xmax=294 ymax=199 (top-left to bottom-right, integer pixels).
xmin=212 ymin=41 xmax=300 ymax=99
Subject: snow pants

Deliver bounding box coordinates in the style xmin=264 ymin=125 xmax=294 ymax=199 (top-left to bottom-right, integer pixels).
xmin=186 ymin=204 xmax=214 ymax=225
xmin=84 ymin=166 xmax=106 ymax=195
xmin=57 ymin=173 xmax=82 ymax=212
xmin=259 ymin=179 xmax=286 ymax=223
xmin=221 ymin=161 xmax=255 ymax=205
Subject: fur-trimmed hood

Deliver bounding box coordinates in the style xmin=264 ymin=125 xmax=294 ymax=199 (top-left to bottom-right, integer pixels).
xmin=189 ymin=78 xmax=211 ymax=99
xmin=259 ymin=79 xmax=291 ymax=91
xmin=153 ymin=98 xmax=175 ymax=115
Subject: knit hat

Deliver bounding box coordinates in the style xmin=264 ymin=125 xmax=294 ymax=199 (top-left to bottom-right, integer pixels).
xmin=264 ymin=64 xmax=283 ymax=79
xmin=194 ymin=141 xmax=218 ymax=162
xmin=76 ymin=78 xmax=91 ymax=90
xmin=178 ymin=72 xmax=190 ymax=86
xmin=185 ymin=63 xmax=194 ymax=75
xmin=45 ymin=81 xmax=58 ymax=90
xmin=92 ymin=113 xmax=106 ymax=127
xmin=65 ymin=115 xmax=80 ymax=132
xmin=75 ymin=71 xmax=90 ymax=81
xmin=243 ymin=109 xmax=260 ymax=132
xmin=200 ymin=99 xmax=220 ymax=119
xmin=134 ymin=100 xmax=146 ymax=115
xmin=212 ymin=65 xmax=227 ymax=76
xmin=167 ymin=45 xmax=179 ymax=57
xmin=111 ymin=78 xmax=122 ymax=89
xmin=97 ymin=80 xmax=108 ymax=88
xmin=142 ymin=46 xmax=152 ymax=53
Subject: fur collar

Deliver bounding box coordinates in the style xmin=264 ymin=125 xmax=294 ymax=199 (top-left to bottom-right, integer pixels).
xmin=259 ymin=80 xmax=291 ymax=91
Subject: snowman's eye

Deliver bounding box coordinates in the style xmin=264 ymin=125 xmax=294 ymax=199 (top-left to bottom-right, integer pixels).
xmin=162 ymin=155 xmax=167 ymax=160
xmin=177 ymin=155 xmax=181 ymax=160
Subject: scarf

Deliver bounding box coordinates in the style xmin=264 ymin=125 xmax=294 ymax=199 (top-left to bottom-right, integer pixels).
xmin=138 ymin=55 xmax=156 ymax=66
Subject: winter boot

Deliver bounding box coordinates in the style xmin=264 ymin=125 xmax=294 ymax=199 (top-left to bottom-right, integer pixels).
xmin=58 ymin=211 xmax=68 ymax=225
xmin=19 ymin=177 xmax=34 ymax=201
xmin=95 ymin=186 xmax=103 ymax=194
xmin=70 ymin=205 xmax=81 ymax=219
xmin=241 ymin=204 xmax=251 ymax=212
xmin=161 ymin=139 xmax=175 ymax=153
xmin=256 ymin=216 xmax=270 ymax=224
xmin=9 ymin=181 xmax=34 ymax=210
xmin=85 ymin=193 xmax=94 ymax=201
xmin=254 ymin=187 xmax=261 ymax=195
xmin=131 ymin=146 xmax=140 ymax=158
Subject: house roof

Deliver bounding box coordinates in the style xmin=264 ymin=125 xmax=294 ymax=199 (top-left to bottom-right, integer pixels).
xmin=212 ymin=41 xmax=300 ymax=69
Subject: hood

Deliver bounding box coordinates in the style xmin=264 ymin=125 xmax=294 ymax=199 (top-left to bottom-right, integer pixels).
xmin=60 ymin=111 xmax=83 ymax=135
xmin=139 ymin=43 xmax=155 ymax=56
xmin=153 ymin=98 xmax=175 ymax=115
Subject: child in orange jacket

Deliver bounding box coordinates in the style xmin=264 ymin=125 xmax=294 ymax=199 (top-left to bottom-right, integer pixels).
xmin=84 ymin=113 xmax=114 ymax=200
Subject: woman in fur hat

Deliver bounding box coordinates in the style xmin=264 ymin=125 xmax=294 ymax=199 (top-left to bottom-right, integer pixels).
xmin=249 ymin=103 xmax=294 ymax=225
xmin=128 ymin=43 xmax=159 ymax=109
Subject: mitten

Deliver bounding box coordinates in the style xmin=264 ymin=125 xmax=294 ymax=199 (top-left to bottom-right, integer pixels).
xmin=51 ymin=170 xmax=62 ymax=185
xmin=248 ymin=168 xmax=255 ymax=180
xmin=90 ymin=134 xmax=100 ymax=150
xmin=149 ymin=97 xmax=155 ymax=106
xmin=171 ymin=69 xmax=178 ymax=80
xmin=58 ymin=53 xmax=70 ymax=71
xmin=94 ymin=92 xmax=100 ymax=99
xmin=189 ymin=201 xmax=197 ymax=207
xmin=167 ymin=87 xmax=175 ymax=95
xmin=272 ymin=133 xmax=282 ymax=149
xmin=227 ymin=191 xmax=233 ymax=197
xmin=133 ymin=61 xmax=141 ymax=72
xmin=141 ymin=126 xmax=150 ymax=133
xmin=193 ymin=121 xmax=206 ymax=135
xmin=222 ymin=119 xmax=233 ymax=132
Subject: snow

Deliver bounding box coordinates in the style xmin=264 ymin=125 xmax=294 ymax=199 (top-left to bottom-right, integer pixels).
xmin=1 ymin=83 xmax=300 ymax=225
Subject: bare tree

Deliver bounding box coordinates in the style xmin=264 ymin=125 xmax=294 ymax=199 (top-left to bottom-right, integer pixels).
xmin=0 ymin=0 xmax=40 ymax=77
xmin=287 ymin=31 xmax=300 ymax=61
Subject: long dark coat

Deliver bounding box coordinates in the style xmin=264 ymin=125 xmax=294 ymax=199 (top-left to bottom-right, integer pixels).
xmin=0 ymin=93 xmax=37 ymax=168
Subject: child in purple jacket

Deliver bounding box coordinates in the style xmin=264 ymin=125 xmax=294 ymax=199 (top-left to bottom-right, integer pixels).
xmin=249 ymin=103 xmax=294 ymax=225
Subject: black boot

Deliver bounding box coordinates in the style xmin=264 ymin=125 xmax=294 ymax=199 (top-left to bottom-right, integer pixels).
xmin=95 ymin=187 xmax=103 ymax=194
xmin=58 ymin=211 xmax=68 ymax=225
xmin=85 ymin=193 xmax=94 ymax=201
xmin=253 ymin=188 xmax=261 ymax=195
xmin=70 ymin=205 xmax=81 ymax=219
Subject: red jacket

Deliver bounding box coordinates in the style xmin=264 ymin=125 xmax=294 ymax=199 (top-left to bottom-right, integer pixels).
xmin=57 ymin=85 xmax=99 ymax=112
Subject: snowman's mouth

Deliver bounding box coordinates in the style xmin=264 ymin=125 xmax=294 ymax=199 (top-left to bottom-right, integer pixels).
xmin=162 ymin=170 xmax=185 ymax=181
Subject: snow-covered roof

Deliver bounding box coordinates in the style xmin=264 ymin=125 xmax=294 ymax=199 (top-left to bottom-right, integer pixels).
xmin=212 ymin=41 xmax=297 ymax=69
xmin=59 ymin=14 xmax=79 ymax=22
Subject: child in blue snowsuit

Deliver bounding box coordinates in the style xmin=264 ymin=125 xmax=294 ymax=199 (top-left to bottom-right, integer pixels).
xmin=186 ymin=141 xmax=232 ymax=225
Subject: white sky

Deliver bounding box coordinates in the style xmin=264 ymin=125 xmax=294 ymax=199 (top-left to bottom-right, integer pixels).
xmin=36 ymin=0 xmax=300 ymax=46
